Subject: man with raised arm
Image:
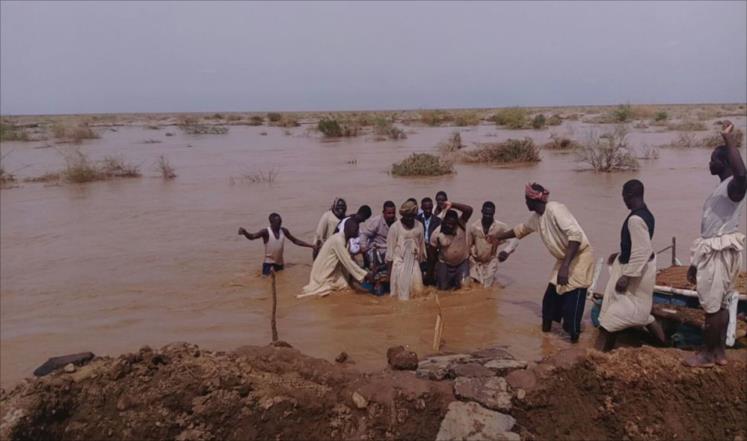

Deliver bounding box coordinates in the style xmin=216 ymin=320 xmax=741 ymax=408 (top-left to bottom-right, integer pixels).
xmin=238 ymin=213 xmax=316 ymax=276
xmin=685 ymin=121 xmax=746 ymax=368
xmin=494 ymin=183 xmax=595 ymax=343
xmin=429 ymin=200 xmax=474 ymax=290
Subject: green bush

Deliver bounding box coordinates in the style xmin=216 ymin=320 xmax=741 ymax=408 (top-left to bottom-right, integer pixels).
xmin=547 ymin=114 xmax=563 ymax=126
xmin=492 ymin=108 xmax=528 ymax=129
xmin=612 ymin=104 xmax=634 ymax=123
xmin=317 ymin=118 xmax=358 ymax=137
xmin=267 ymin=113 xmax=283 ymax=123
xmin=420 ymin=110 xmax=450 ymax=127
xmin=248 ymin=116 xmax=264 ymax=126
xmin=453 ymin=112 xmax=481 ymax=127
xmin=391 ymin=153 xmax=454 ymax=177
xmin=461 ymin=138 xmax=541 ymax=163
xmin=532 ymin=114 xmax=546 ymax=129
xmin=0 ymin=123 xmax=30 ymax=141
xmin=373 ymin=118 xmax=406 ymax=140
xmin=654 ymin=111 xmax=668 ymax=122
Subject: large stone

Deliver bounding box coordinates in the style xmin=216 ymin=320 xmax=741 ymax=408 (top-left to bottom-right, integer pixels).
xmin=389 ymin=349 xmax=418 ymax=371
xmin=505 ymin=369 xmax=537 ymax=391
xmin=436 ymin=401 xmax=518 ymax=441
xmin=451 ymin=363 xmax=495 ymax=378
xmin=471 ymin=347 xmax=515 ymax=361
xmin=454 ymin=377 xmax=512 ymax=412
xmin=483 ymin=359 xmax=528 ymax=375
xmin=352 ymin=391 xmax=368 ymax=409
xmin=417 ymin=354 xmax=472 ymax=380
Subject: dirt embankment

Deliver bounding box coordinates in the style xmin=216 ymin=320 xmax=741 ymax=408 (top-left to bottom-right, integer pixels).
xmin=0 ymin=342 xmax=453 ymax=441
xmin=2 ymin=343 xmax=745 ymax=441
xmin=513 ymin=347 xmax=747 ymax=441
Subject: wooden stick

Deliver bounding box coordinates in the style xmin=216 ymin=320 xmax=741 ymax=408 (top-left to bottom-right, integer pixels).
xmin=432 ymin=294 xmax=444 ymax=351
xmin=271 ymin=271 xmax=278 ymax=342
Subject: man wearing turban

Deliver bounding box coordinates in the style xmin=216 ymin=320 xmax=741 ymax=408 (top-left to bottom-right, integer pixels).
xmin=493 ymin=183 xmax=595 ymax=343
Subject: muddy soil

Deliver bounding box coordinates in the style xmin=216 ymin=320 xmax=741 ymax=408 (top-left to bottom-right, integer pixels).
xmin=513 ymin=347 xmax=747 ymax=441
xmin=0 ymin=342 xmax=453 ymax=441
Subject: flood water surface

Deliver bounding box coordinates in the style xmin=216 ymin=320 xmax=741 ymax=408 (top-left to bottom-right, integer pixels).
xmin=1 ymin=119 xmax=746 ymax=387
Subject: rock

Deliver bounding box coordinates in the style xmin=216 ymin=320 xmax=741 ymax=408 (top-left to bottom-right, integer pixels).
xmin=516 ymin=389 xmax=526 ymax=400
xmin=436 ymin=401 xmax=517 ymax=441
xmin=386 ymin=346 xmax=405 ymax=363
xmin=389 ymin=350 xmax=418 ymax=371
xmin=416 ymin=354 xmax=472 ymax=380
xmin=352 ymin=391 xmax=368 ymax=409
xmin=454 ymin=377 xmax=512 ymax=412
xmin=506 ymin=369 xmax=537 ymax=391
xmin=483 ymin=359 xmax=528 ymax=375
xmin=335 ymin=352 xmax=349 ymax=363
xmin=451 ymin=363 xmax=494 ymax=378
xmin=471 ymin=347 xmax=515 ymax=361
xmin=33 ymin=352 xmax=94 ymax=377
xmin=63 ymin=363 xmax=76 ymax=373
xmin=546 ymin=347 xmax=586 ymax=369
xmin=70 ymin=364 xmax=97 ymax=383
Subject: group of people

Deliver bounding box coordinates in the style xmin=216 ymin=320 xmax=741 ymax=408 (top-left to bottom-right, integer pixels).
xmin=239 ymin=122 xmax=745 ymax=367
xmin=300 ymin=192 xmax=520 ymax=300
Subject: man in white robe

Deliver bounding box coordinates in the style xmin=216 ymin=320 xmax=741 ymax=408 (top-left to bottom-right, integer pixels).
xmin=596 ymin=180 xmax=667 ymax=351
xmin=495 ymin=183 xmax=594 ymax=343
xmin=386 ymin=200 xmax=426 ymax=300
xmin=301 ymin=219 xmax=371 ymax=298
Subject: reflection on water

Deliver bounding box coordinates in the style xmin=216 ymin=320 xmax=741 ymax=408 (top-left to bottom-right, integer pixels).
xmin=1 ymin=119 xmax=746 ymax=387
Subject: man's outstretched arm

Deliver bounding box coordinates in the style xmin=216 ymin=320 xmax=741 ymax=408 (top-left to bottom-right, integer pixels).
xmin=239 ymin=227 xmax=268 ymax=241
xmin=282 ymin=227 xmax=315 ymax=248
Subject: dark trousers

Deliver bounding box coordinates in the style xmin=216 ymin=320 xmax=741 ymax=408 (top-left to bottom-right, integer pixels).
xmin=542 ymin=284 xmax=586 ymax=337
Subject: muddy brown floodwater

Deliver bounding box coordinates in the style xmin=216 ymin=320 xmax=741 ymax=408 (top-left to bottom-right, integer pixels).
xmin=1 ymin=117 xmax=746 ymax=388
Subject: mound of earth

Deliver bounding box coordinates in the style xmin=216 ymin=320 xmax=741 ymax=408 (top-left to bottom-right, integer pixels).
xmin=513 ymin=346 xmax=747 ymax=441
xmin=0 ymin=342 xmax=453 ymax=441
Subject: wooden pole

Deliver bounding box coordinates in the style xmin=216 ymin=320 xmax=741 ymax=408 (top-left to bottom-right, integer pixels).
xmin=671 ymin=236 xmax=677 ymax=266
xmin=271 ymin=271 xmax=278 ymax=342
xmin=432 ymin=295 xmax=444 ymax=351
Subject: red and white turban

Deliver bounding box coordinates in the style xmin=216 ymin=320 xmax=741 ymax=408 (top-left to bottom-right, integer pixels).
xmin=525 ymin=183 xmax=549 ymax=202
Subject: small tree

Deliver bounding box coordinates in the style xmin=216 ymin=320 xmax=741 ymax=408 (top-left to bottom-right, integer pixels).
xmin=532 ymin=114 xmax=546 ymax=129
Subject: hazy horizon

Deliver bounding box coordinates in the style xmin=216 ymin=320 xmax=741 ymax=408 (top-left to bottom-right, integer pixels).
xmin=1 ymin=1 xmax=746 ymax=115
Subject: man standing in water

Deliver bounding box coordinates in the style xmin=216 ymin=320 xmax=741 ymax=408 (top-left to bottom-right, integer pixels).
xmin=468 ymin=201 xmax=519 ymax=287
xmin=300 ymin=219 xmax=373 ymax=297
xmin=313 ymin=198 xmax=347 ymax=258
xmin=596 ymin=180 xmax=667 ymax=351
xmin=685 ymin=121 xmax=746 ymax=368
xmin=360 ymin=200 xmax=397 ymax=268
xmin=238 ymin=213 xmax=317 ymax=276
xmin=494 ymin=184 xmax=594 ymax=342
xmin=386 ymin=200 xmax=426 ymax=300
xmin=417 ymin=197 xmax=441 ymax=285
xmin=430 ymin=201 xmax=474 ymax=290
xmin=335 ymin=205 xmax=372 ymax=255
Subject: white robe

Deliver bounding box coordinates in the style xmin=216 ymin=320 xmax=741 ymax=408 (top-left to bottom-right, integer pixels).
xmin=386 ymin=221 xmax=425 ymax=300
xmin=314 ymin=210 xmax=342 ymax=244
xmin=301 ymin=232 xmax=368 ymax=297
xmin=513 ymin=201 xmax=595 ymax=294
xmin=599 ymin=216 xmax=656 ymax=333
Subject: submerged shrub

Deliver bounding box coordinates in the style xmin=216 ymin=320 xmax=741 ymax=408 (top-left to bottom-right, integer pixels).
xmin=666 ymin=120 xmax=707 ymax=132
xmin=420 ymin=110 xmax=450 ymax=127
xmin=611 ymin=104 xmax=634 ymax=123
xmin=52 ymin=124 xmax=99 ymax=143
xmin=453 ymin=112 xmax=481 ymax=127
xmin=492 ymin=108 xmax=528 ymax=129
xmin=267 ymin=113 xmax=283 ymax=123
xmin=155 ymin=155 xmax=177 ymax=179
xmin=577 ymin=126 xmax=639 ymax=172
xmin=543 ymin=134 xmax=579 ymax=151
xmin=373 ymin=118 xmax=406 ymax=140
xmin=59 ymin=150 xmax=141 ymax=183
xmin=248 ymin=116 xmax=264 ymax=126
xmin=461 ymin=138 xmax=541 ymax=164
xmin=181 ymin=124 xmax=229 ymax=135
xmin=546 ymin=114 xmax=563 ymax=126
xmin=391 ymin=153 xmax=454 ymax=177
xmin=532 ymin=114 xmax=546 ymax=129
xmin=317 ymin=118 xmax=358 ymax=137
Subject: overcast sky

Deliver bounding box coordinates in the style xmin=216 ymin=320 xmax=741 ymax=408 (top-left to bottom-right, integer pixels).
xmin=1 ymin=1 xmax=745 ymax=115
